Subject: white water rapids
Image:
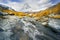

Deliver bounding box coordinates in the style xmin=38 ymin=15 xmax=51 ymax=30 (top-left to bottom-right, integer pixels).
xmin=0 ymin=16 xmax=60 ymax=40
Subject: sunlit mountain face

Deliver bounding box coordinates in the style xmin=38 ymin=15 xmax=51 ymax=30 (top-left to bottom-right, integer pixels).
xmin=0 ymin=0 xmax=53 ymax=12
xmin=0 ymin=4 xmax=15 ymax=12
xmin=0 ymin=0 xmax=60 ymax=12
xmin=0 ymin=0 xmax=60 ymax=40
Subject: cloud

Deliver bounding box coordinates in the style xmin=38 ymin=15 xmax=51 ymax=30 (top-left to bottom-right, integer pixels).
xmin=0 ymin=0 xmax=10 ymax=3
xmin=0 ymin=0 xmax=24 ymax=11
xmin=6 ymin=2 xmax=24 ymax=11
xmin=19 ymin=0 xmax=52 ymax=12
xmin=0 ymin=0 xmax=53 ymax=12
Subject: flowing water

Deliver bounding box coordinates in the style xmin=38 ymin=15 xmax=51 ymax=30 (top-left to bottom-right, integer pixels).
xmin=0 ymin=16 xmax=60 ymax=40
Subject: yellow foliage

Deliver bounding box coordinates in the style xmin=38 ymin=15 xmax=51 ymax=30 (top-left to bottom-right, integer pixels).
xmin=2 ymin=3 xmax=60 ymax=20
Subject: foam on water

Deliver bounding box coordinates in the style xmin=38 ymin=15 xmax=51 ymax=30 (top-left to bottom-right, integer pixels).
xmin=0 ymin=16 xmax=60 ymax=40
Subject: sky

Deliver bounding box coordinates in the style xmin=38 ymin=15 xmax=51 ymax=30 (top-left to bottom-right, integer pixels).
xmin=0 ymin=0 xmax=60 ymax=12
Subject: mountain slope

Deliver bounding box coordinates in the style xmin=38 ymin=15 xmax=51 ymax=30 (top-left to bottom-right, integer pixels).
xmin=28 ymin=3 xmax=60 ymax=19
xmin=0 ymin=4 xmax=15 ymax=12
xmin=0 ymin=3 xmax=60 ymax=40
xmin=0 ymin=3 xmax=60 ymax=20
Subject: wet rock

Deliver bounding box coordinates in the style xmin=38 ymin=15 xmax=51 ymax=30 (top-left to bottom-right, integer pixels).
xmin=0 ymin=16 xmax=60 ymax=40
xmin=0 ymin=28 xmax=4 ymax=32
xmin=48 ymin=18 xmax=60 ymax=32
